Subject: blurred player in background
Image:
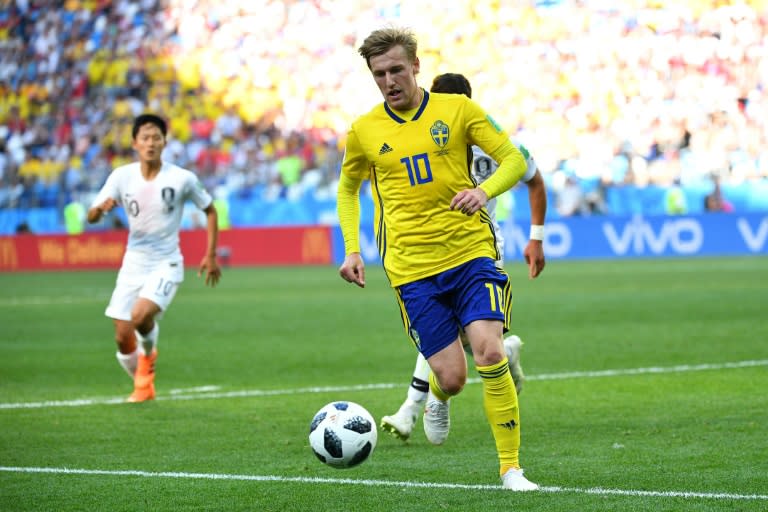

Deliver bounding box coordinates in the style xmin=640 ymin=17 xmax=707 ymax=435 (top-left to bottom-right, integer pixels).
xmin=380 ymin=72 xmax=547 ymax=443
xmin=337 ymin=27 xmax=545 ymax=490
xmin=87 ymin=113 xmax=221 ymax=402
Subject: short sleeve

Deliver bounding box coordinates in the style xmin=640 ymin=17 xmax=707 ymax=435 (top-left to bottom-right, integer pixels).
xmin=186 ymin=173 xmax=213 ymax=209
xmin=90 ymin=170 xmax=120 ymax=208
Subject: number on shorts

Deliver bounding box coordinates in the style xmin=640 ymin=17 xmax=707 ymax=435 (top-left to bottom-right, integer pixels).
xmin=485 ymin=282 xmax=504 ymax=312
xmin=156 ymin=278 xmax=174 ymax=296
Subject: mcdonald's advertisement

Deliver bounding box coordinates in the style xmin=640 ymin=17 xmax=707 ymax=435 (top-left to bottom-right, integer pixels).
xmin=0 ymin=226 xmax=333 ymax=272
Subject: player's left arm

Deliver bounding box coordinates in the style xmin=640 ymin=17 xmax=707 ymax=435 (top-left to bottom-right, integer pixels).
xmin=523 ymin=169 xmax=547 ymax=279
xmin=451 ymin=99 xmax=526 ymax=214
xmin=187 ymin=175 xmax=221 ymax=287
xmin=450 ymin=140 xmax=525 ymax=215
xmin=198 ymin=202 xmax=221 ymax=287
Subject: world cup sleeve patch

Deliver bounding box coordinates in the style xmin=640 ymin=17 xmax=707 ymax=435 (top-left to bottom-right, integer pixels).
xmin=486 ymin=115 xmax=502 ymax=133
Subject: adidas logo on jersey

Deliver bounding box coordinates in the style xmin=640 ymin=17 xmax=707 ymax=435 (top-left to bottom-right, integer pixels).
xmin=379 ymin=143 xmax=393 ymax=155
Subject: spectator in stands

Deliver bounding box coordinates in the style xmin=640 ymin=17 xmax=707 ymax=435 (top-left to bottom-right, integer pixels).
xmin=584 ymin=179 xmax=608 ymax=215
xmin=63 ymin=196 xmax=86 ymax=234
xmin=704 ymin=174 xmax=734 ymax=213
xmin=215 ymin=106 xmax=243 ymax=142
xmin=0 ymin=139 xmax=7 ymax=184
xmin=15 ymin=220 xmax=31 ymax=234
xmin=665 ymin=178 xmax=688 ymax=215
xmin=556 ymin=175 xmax=588 ymax=217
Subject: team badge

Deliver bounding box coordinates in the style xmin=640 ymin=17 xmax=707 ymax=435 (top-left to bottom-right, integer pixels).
xmin=161 ymin=187 xmax=175 ymax=214
xmin=409 ymin=328 xmax=421 ymax=349
xmin=430 ymin=120 xmax=449 ymax=148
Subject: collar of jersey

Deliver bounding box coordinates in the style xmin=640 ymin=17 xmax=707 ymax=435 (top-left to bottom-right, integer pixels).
xmin=383 ymin=89 xmax=429 ymax=124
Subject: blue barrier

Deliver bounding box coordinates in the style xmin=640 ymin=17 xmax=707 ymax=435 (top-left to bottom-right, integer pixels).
xmin=0 ymin=208 xmax=63 ymax=234
xmin=332 ymin=212 xmax=768 ymax=265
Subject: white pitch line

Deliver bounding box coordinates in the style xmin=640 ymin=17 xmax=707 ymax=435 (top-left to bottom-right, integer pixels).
xmin=526 ymin=359 xmax=768 ymax=381
xmin=1 ymin=359 xmax=767 ymax=410
xmin=168 ymin=385 xmax=222 ymax=395
xmin=0 ymin=466 xmax=765 ymax=501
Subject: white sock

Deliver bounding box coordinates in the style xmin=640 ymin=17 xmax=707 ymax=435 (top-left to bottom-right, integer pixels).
xmin=116 ymin=349 xmax=139 ymax=378
xmin=135 ymin=322 xmax=159 ymax=356
xmin=406 ymin=353 xmax=430 ymax=404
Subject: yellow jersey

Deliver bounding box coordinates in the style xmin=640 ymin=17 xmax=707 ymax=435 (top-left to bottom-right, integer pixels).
xmin=340 ymin=90 xmax=526 ymax=286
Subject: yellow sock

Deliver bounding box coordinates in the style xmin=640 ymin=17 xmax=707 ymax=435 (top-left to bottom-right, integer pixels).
xmin=428 ymin=371 xmax=452 ymax=401
xmin=476 ymin=357 xmax=521 ymax=476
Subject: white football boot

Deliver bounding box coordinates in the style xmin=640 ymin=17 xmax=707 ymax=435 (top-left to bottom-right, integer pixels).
xmin=501 ymin=467 xmax=539 ymax=491
xmin=380 ymin=399 xmax=422 ymax=441
xmin=423 ymin=391 xmax=451 ymax=445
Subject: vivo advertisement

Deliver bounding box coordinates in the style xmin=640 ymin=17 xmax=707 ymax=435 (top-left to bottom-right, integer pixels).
xmin=331 ymin=213 xmax=768 ymax=265
xmin=2 ymin=213 xmax=765 ymax=272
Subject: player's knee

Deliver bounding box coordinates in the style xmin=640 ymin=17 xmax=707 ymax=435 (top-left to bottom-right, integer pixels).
xmin=130 ymin=310 xmax=154 ymax=331
xmin=131 ymin=299 xmax=160 ymax=332
xmin=435 ymin=372 xmax=466 ymax=396
xmin=473 ymin=345 xmax=505 ymax=367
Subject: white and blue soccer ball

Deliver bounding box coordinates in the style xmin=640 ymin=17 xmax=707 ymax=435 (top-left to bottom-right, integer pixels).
xmin=308 ymin=401 xmax=377 ymax=469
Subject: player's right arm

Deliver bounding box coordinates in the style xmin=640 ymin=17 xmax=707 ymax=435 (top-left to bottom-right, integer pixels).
xmin=87 ymin=172 xmax=120 ymax=224
xmin=337 ymin=128 xmax=369 ymax=288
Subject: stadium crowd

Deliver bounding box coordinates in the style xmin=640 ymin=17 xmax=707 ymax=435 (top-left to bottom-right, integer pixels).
xmin=0 ymin=0 xmax=767 ymax=220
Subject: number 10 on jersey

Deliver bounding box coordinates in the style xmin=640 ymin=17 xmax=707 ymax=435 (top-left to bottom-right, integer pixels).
xmin=401 ymin=153 xmax=433 ymax=186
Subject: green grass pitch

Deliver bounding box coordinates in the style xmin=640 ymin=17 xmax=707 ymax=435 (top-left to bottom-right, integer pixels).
xmin=1 ymin=257 xmax=767 ymax=511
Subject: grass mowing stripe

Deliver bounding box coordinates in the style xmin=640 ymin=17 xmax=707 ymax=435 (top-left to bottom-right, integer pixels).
xmin=1 ymin=359 xmax=765 ymax=410
xmin=0 ymin=466 xmax=765 ymax=501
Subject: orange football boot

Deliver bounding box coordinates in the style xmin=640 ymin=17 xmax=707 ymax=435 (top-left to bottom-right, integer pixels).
xmin=127 ymin=350 xmax=157 ymax=402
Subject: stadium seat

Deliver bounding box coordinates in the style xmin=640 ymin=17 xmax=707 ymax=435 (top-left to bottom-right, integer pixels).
xmin=640 ymin=186 xmax=667 ymax=216
xmin=0 ymin=209 xmax=22 ymax=235
xmin=745 ymin=181 xmax=768 ymax=212
xmin=27 ymin=208 xmax=64 ymax=234
xmin=40 ymin=182 xmax=61 ymax=208
xmin=722 ymin=184 xmax=749 ymax=211
xmin=605 ymin=187 xmax=629 ymax=217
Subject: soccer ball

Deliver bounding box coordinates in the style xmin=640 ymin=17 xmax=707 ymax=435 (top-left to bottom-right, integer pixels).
xmin=308 ymin=401 xmax=377 ymax=469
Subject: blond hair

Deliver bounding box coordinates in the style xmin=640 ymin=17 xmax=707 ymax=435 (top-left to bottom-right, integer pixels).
xmin=358 ymin=26 xmax=418 ymax=69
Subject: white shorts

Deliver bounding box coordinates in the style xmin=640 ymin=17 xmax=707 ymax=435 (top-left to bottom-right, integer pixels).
xmin=105 ymin=252 xmax=185 ymax=321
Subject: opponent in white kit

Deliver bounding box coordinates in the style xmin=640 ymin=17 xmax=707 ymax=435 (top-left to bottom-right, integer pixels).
xmin=87 ymin=113 xmax=221 ymax=402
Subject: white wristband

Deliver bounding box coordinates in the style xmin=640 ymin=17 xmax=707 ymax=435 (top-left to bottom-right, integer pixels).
xmin=529 ymin=225 xmax=544 ymax=241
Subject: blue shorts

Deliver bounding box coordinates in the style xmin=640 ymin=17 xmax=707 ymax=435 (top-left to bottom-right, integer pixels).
xmin=395 ymin=257 xmax=511 ymax=358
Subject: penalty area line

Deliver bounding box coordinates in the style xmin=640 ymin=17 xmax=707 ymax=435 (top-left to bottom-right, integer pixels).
xmin=1 ymin=359 xmax=767 ymax=410
xmin=0 ymin=466 xmax=765 ymax=501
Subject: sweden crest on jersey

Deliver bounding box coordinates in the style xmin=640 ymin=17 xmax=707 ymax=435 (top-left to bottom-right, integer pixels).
xmin=430 ymin=120 xmax=449 ymax=148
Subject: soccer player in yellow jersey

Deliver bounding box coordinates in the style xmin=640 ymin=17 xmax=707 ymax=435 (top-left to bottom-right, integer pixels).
xmin=380 ymin=72 xmax=547 ymax=446
xmin=337 ymin=27 xmax=545 ymax=491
